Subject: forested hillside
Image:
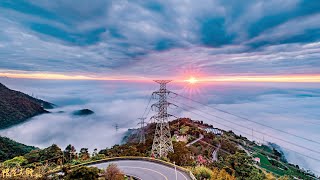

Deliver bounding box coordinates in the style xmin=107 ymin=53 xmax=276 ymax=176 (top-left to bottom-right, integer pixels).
xmin=120 ymin=118 xmax=318 ymax=180
xmin=0 ymin=118 xmax=318 ymax=179
xmin=0 ymin=82 xmax=54 ymax=129
xmin=0 ymin=136 xmax=36 ymax=161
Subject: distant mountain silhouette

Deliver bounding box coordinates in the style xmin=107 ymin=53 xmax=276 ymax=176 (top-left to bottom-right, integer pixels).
xmin=0 ymin=83 xmax=54 ymax=129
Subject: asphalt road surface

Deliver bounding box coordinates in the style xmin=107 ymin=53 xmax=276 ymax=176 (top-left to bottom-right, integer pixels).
xmin=90 ymin=159 xmax=192 ymax=180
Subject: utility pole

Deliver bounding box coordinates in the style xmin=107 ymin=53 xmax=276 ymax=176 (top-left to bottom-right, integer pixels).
xmin=138 ymin=117 xmax=146 ymax=144
xmin=151 ymin=80 xmax=176 ymax=158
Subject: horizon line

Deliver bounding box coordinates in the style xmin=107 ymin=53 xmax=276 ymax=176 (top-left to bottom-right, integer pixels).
xmin=1 ymin=72 xmax=320 ymax=83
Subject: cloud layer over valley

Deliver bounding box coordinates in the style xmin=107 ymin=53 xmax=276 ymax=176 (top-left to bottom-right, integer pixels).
xmin=0 ymin=78 xmax=319 ymax=173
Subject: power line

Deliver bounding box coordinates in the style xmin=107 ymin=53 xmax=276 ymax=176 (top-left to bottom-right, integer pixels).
xmin=175 ymin=94 xmax=320 ymax=146
xmin=136 ymin=94 xmax=152 ymax=129
xmin=141 ymin=95 xmax=153 ymax=118
xmin=144 ymin=104 xmax=153 ymax=123
xmin=171 ymin=99 xmax=320 ymax=162
xmin=169 ymin=93 xmax=320 ymax=176
xmin=190 ymin=135 xmax=232 ymax=156
xmin=140 ymin=95 xmax=153 ymax=125
xmin=171 ymin=98 xmax=320 ymax=155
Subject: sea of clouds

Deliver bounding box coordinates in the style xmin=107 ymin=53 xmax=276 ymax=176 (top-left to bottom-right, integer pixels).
xmin=0 ymin=78 xmax=319 ymax=174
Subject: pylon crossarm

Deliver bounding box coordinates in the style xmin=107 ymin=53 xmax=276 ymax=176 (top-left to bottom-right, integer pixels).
xmin=152 ymin=90 xmax=171 ymax=96
xmin=154 ymin=80 xmax=172 ymax=84
xmin=151 ymin=103 xmax=160 ymax=111
xmin=152 ymin=102 xmax=175 ymax=111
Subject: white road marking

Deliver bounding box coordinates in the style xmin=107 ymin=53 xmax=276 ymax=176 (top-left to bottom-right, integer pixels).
xmin=119 ymin=165 xmax=168 ymax=180
xmin=143 ymin=161 xmax=188 ymax=180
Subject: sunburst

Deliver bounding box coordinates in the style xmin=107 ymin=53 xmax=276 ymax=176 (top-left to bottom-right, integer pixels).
xmin=186 ymin=76 xmax=198 ymax=84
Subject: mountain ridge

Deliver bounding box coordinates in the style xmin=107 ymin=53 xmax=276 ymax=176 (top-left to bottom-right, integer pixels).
xmin=0 ymin=82 xmax=54 ymax=129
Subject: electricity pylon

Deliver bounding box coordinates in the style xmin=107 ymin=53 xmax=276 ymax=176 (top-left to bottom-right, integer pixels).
xmin=138 ymin=117 xmax=146 ymax=144
xmin=115 ymin=123 xmax=119 ymax=132
xmin=151 ymin=80 xmax=176 ymax=158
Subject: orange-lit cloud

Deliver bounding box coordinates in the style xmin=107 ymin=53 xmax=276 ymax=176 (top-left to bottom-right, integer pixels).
xmin=1 ymin=72 xmax=320 ymax=83
xmin=178 ymin=75 xmax=320 ymax=83
xmin=0 ymin=72 xmax=148 ymax=82
xmin=199 ymin=75 xmax=320 ymax=83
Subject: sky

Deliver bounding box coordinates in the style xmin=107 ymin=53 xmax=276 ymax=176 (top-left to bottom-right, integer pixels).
xmin=0 ymin=0 xmax=320 ymax=80
xmin=0 ymin=0 xmax=320 ymax=176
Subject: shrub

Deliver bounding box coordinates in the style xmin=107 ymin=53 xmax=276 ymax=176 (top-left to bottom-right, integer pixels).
xmin=65 ymin=166 xmax=99 ymax=180
xmin=3 ymin=156 xmax=27 ymax=167
xmin=103 ymin=163 xmax=124 ymax=180
xmin=192 ymin=166 xmax=213 ymax=180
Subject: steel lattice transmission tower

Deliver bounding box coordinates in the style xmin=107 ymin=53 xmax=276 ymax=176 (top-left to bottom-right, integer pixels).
xmin=151 ymin=80 xmax=176 ymax=158
xmin=138 ymin=117 xmax=146 ymax=144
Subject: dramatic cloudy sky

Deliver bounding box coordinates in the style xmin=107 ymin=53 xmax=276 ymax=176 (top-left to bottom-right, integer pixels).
xmin=1 ymin=0 xmax=320 ymax=175
xmin=0 ymin=0 xmax=320 ymax=79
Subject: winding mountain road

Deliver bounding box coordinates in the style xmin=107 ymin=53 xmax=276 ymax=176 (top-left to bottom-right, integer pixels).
xmin=212 ymin=143 xmax=221 ymax=162
xmin=186 ymin=134 xmax=204 ymax=147
xmin=89 ymin=159 xmax=192 ymax=180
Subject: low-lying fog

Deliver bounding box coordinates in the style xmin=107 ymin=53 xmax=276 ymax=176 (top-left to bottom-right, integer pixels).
xmin=0 ymin=78 xmax=319 ymax=173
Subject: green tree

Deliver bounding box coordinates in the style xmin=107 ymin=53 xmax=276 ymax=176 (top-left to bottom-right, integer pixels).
xmin=192 ymin=166 xmax=213 ymax=180
xmin=24 ymin=149 xmax=40 ymax=163
xmin=168 ymin=142 xmax=194 ymax=166
xmin=79 ymin=148 xmax=90 ymax=160
xmin=39 ymin=144 xmax=63 ymax=161
xmin=65 ymin=166 xmax=99 ymax=180
xmin=92 ymin=148 xmax=98 ymax=157
xmin=100 ymin=144 xmax=143 ymax=157
xmin=225 ymin=152 xmax=265 ymax=180
xmin=91 ymin=153 xmax=106 ymax=161
xmin=24 ymin=144 xmax=63 ymax=165
xmin=64 ymin=144 xmax=77 ymax=162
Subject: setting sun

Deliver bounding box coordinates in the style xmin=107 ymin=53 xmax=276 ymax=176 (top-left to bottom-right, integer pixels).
xmin=186 ymin=76 xmax=198 ymax=84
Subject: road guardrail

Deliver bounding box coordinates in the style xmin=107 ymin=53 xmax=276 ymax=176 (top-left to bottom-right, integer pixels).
xmin=47 ymin=156 xmax=196 ymax=180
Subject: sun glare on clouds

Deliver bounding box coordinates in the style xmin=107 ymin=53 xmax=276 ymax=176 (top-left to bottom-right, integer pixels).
xmin=186 ymin=76 xmax=198 ymax=84
xmin=1 ymin=72 xmax=320 ymax=83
